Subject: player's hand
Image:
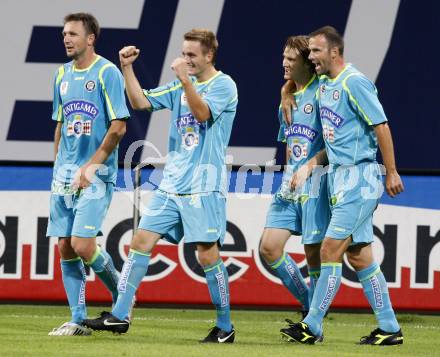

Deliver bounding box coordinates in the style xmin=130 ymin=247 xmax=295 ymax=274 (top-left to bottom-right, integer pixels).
xmin=171 ymin=57 xmax=190 ymax=82
xmin=385 ymin=170 xmax=404 ymax=198
xmin=72 ymin=164 xmax=96 ymax=191
xmin=290 ymin=164 xmax=310 ymax=191
xmin=119 ymin=46 xmax=140 ymax=67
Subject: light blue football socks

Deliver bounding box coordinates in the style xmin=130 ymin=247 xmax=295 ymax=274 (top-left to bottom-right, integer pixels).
xmin=61 ymin=257 xmax=87 ymax=324
xmin=204 ymin=259 xmax=232 ymax=332
xmin=112 ymin=249 xmax=150 ymax=320
xmin=308 ymin=266 xmax=321 ymax=307
xmin=269 ymin=253 xmax=310 ymax=311
xmin=87 ymin=246 xmax=119 ymax=303
xmin=304 ymin=262 xmax=342 ymax=336
xmin=357 ymin=262 xmax=400 ymax=333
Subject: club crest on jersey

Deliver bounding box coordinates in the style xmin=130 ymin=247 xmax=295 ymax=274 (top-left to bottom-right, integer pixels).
xmin=85 ymin=80 xmax=96 ymax=92
xmin=177 ymin=113 xmax=204 ymax=150
xmin=63 ymin=100 xmax=99 ymax=120
xmin=284 ymin=123 xmax=318 ymax=142
xmin=303 ymin=103 xmax=314 ymax=114
xmin=67 ymin=115 xmax=92 ymax=138
xmin=333 ymin=89 xmax=340 ymax=101
xmin=320 ymin=106 xmax=345 ymax=128
xmin=60 ymin=81 xmax=69 ymax=95
xmin=291 ymin=142 xmax=308 ymax=161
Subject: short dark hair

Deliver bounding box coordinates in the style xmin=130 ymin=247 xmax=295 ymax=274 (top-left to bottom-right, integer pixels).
xmin=64 ymin=13 xmax=100 ymax=44
xmin=309 ymin=26 xmax=344 ymax=56
xmin=184 ymin=29 xmax=218 ymax=64
xmin=284 ymin=35 xmax=315 ymax=73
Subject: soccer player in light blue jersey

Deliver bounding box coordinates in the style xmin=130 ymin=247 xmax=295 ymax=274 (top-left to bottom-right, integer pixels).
xmin=282 ymin=26 xmax=405 ymax=346
xmin=258 ymin=36 xmax=329 ymax=335
xmin=84 ymin=29 xmax=238 ymax=343
xmin=46 ymin=13 xmax=130 ymax=336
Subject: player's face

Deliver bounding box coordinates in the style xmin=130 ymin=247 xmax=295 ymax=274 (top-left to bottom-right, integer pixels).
xmin=62 ymin=21 xmax=93 ymax=59
xmin=282 ymin=47 xmax=305 ymax=80
xmin=309 ymin=35 xmax=331 ymax=75
xmin=181 ymin=40 xmax=213 ymax=78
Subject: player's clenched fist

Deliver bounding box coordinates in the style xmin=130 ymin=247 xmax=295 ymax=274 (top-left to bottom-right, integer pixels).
xmin=171 ymin=57 xmax=189 ymax=81
xmin=119 ymin=46 xmax=140 ymax=67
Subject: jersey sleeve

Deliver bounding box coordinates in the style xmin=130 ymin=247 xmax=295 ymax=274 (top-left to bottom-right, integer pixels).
xmin=277 ymin=106 xmax=287 ymax=143
xmin=343 ymin=74 xmax=388 ymax=126
xmin=143 ymin=80 xmax=181 ymax=111
xmin=51 ymin=66 xmax=64 ymax=122
xmin=99 ymin=64 xmax=130 ymax=121
xmin=203 ymin=75 xmax=238 ymax=121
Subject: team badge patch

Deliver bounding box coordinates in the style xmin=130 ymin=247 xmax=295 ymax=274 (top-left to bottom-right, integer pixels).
xmin=177 ymin=113 xmax=205 ymax=150
xmin=60 ymin=81 xmax=69 ymax=95
xmin=333 ymin=90 xmax=340 ymax=101
xmin=303 ymin=103 xmax=314 ymax=114
xmin=67 ymin=115 xmax=92 ymax=138
xmin=183 ymin=131 xmax=198 ymax=148
xmin=85 ymin=80 xmax=96 ymax=92
xmin=291 ymin=142 xmax=308 ymax=161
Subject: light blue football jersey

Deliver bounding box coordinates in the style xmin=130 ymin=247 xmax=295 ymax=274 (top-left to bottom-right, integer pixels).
xmin=51 ymin=55 xmax=129 ymax=187
xmin=318 ymin=64 xmax=387 ymax=165
xmin=277 ymin=76 xmax=325 ymax=197
xmin=144 ymin=71 xmax=238 ymax=195
xmin=278 ymin=75 xmax=324 ymax=170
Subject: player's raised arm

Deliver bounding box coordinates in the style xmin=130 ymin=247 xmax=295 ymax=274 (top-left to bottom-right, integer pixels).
xmin=119 ymin=46 xmax=152 ymax=111
xmin=374 ymin=122 xmax=404 ymax=197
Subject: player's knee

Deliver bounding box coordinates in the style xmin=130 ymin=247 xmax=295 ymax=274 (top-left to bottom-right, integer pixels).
xmin=70 ymin=240 xmax=95 ymax=261
xmin=259 ymin=239 xmax=278 ymax=263
xmin=305 ymin=245 xmax=321 ymax=267
xmin=130 ymin=230 xmax=158 ymax=253
xmin=58 ymin=238 xmax=77 ymax=260
xmin=320 ymin=242 xmax=335 ymax=263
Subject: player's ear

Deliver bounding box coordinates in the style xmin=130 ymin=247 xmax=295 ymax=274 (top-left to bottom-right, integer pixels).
xmin=87 ymin=33 xmax=96 ymax=47
xmin=206 ymin=50 xmax=214 ymax=64
xmin=330 ymin=46 xmax=338 ymax=59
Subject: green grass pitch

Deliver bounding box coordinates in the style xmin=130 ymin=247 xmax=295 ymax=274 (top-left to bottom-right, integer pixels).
xmin=0 ymin=304 xmax=439 ymax=356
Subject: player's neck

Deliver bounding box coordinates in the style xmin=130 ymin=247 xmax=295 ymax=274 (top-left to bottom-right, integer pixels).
xmin=328 ymin=59 xmax=346 ymax=79
xmin=196 ymin=66 xmax=218 ymax=83
xmin=294 ymin=71 xmax=314 ymax=92
xmin=74 ymin=50 xmax=98 ymax=70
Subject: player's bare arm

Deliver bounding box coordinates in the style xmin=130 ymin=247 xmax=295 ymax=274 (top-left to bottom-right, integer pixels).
xmin=290 ymin=149 xmax=327 ymax=190
xmin=73 ymin=120 xmax=127 ymax=189
xmin=119 ymin=46 xmax=152 ymax=111
xmin=280 ymin=80 xmax=297 ymax=125
xmin=171 ymin=57 xmax=211 ymax=122
xmin=54 ymin=122 xmax=62 ymax=160
xmin=374 ymin=122 xmax=404 ymax=197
